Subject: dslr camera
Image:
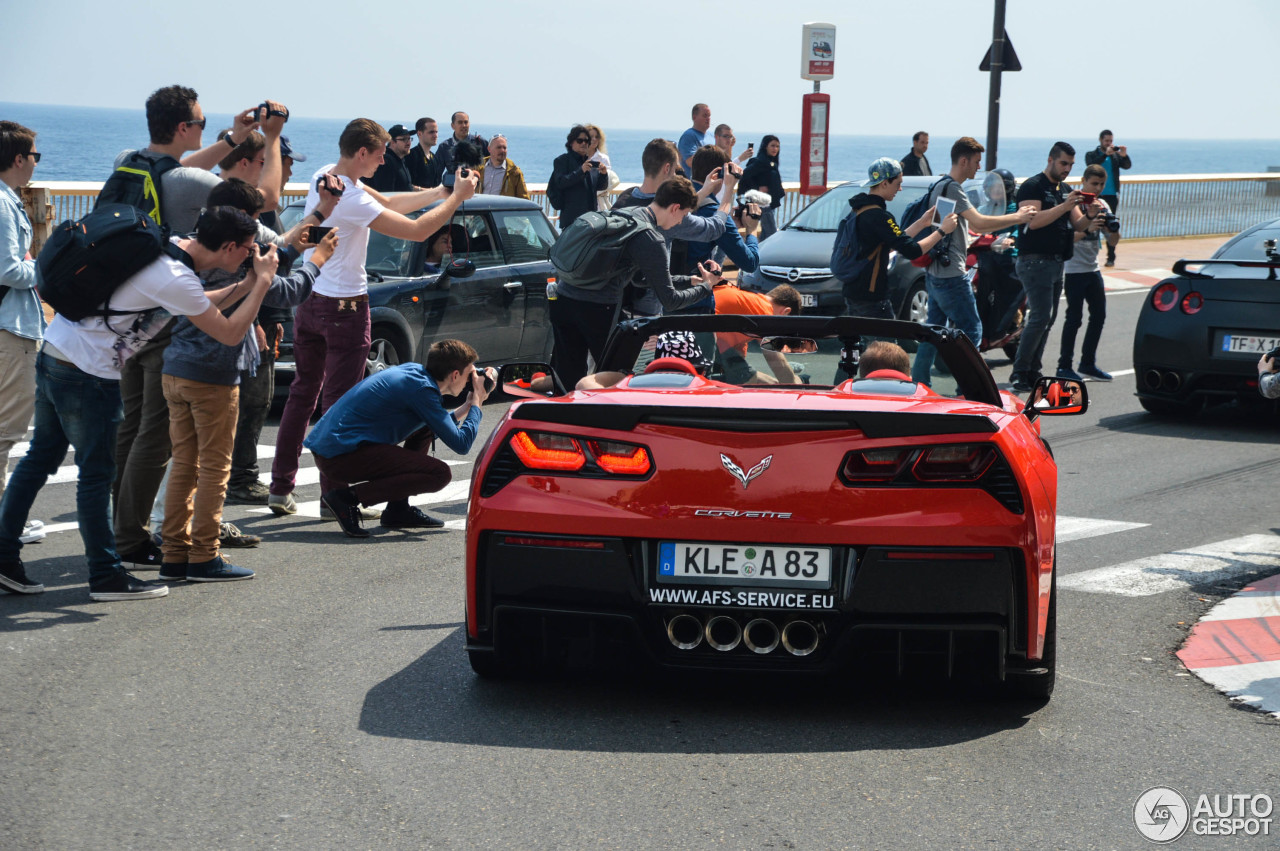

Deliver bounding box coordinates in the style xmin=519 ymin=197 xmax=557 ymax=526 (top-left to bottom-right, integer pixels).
xmin=1102 ymin=212 xmax=1121 ymax=233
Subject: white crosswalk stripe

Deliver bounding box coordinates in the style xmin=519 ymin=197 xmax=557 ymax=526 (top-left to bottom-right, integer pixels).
xmin=1060 ymin=534 xmax=1280 ymax=597
xmin=1056 ymin=515 xmax=1148 ymax=543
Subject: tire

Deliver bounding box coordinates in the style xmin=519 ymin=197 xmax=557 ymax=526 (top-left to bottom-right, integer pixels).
xmin=899 ymin=278 xmax=929 ymax=324
xmin=1004 ymin=568 xmax=1056 ymax=700
xmin=467 ymin=648 xmax=510 ymax=679
xmin=366 ymin=326 xmax=408 ymax=377
xmin=1139 ymin=396 xmax=1201 ymax=418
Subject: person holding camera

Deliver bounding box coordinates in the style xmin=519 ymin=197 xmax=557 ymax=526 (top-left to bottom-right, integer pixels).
xmin=269 ymin=119 xmax=478 ymax=518
xmin=1057 ymin=164 xmax=1120 ymax=383
xmin=1084 ymin=130 xmax=1132 ymax=267
xmin=740 ymin=136 xmax=785 ymax=241
xmin=1258 ymin=349 xmax=1280 ymax=399
xmin=910 ymin=137 xmax=1036 ymax=386
xmin=547 ymin=125 xmax=608 ymax=231
xmin=901 ymin=132 xmax=931 ymax=177
xmin=304 ymin=340 xmax=494 ymax=538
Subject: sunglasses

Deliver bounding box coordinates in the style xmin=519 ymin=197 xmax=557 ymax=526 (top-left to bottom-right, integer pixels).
xmin=573 ymin=137 xmax=591 ymax=144
xmin=184 ymin=117 xmax=207 ymax=130
xmin=24 ymin=152 xmax=41 ymax=163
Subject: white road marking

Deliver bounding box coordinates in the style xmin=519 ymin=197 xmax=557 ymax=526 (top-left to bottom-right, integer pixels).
xmin=1199 ymin=589 xmax=1280 ymax=623
xmin=246 ymin=479 xmax=473 ymax=518
xmin=1060 ymin=534 xmax=1280 ymax=597
xmin=1184 ymin=659 xmax=1280 ymax=717
xmin=1056 ymin=515 xmax=1148 ymax=543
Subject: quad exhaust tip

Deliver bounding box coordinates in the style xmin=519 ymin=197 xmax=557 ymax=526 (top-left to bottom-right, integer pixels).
xmin=666 ymin=614 xmax=703 ymax=650
xmin=781 ymin=620 xmax=820 ymax=657
xmin=743 ymin=618 xmax=781 ymax=654
xmin=705 ymin=616 xmax=743 ymax=652
xmin=666 ymin=614 xmax=820 ymax=656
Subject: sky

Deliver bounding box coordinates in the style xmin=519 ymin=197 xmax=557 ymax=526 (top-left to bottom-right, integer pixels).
xmin=5 ymin=0 xmax=1278 ymax=140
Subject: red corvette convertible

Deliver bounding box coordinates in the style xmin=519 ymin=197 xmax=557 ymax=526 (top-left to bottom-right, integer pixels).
xmin=465 ymin=315 xmax=1086 ymax=698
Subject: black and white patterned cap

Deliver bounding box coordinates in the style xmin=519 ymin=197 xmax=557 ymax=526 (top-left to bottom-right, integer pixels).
xmin=655 ymin=331 xmax=710 ymax=368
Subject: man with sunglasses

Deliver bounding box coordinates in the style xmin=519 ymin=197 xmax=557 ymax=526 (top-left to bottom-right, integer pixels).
xmin=548 ymin=125 xmax=608 ymax=230
xmin=0 ymin=122 xmax=47 ymax=549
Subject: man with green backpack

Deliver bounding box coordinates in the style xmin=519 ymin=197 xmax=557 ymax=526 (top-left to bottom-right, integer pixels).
xmin=547 ymin=176 xmax=722 ymax=388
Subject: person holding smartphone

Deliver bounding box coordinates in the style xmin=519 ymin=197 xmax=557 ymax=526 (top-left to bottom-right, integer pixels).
xmin=547 ymin=124 xmax=608 ymax=230
xmin=303 ymin=340 xmax=495 ymax=538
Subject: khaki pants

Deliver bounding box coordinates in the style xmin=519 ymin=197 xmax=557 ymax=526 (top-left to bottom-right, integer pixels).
xmin=0 ymin=330 xmax=38 ymax=503
xmin=162 ymin=376 xmax=238 ymax=564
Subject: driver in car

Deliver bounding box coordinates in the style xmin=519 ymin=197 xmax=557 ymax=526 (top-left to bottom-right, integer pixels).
xmin=712 ymin=283 xmax=803 ymax=384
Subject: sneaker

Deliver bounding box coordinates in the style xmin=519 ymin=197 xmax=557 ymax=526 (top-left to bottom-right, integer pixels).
xmin=1056 ymin=367 xmax=1083 ymax=382
xmin=381 ymin=504 xmax=446 ymax=529
xmin=219 ymin=521 xmax=261 ymax=548
xmin=158 ymin=563 xmax=187 ymax=582
xmin=118 ymin=538 xmax=164 ymax=569
xmin=19 ymin=520 xmax=45 ymax=545
xmin=89 ymin=571 xmax=169 ymax=601
xmin=1078 ymin=364 xmax=1113 ymax=381
xmin=267 ymin=492 xmax=297 ymax=516
xmin=1010 ymin=375 xmax=1038 ymax=394
xmin=1104 ymin=258 xmax=1115 ymax=268
xmin=226 ymin=481 xmax=270 ymax=505
xmin=0 ymin=560 xmax=43 ymax=594
xmin=186 ymin=556 xmax=255 ymax=582
xmin=320 ymin=502 xmax=382 ymax=520
xmin=319 ymin=488 xmax=371 ymax=538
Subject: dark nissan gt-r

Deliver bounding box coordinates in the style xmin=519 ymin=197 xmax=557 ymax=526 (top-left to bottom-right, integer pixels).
xmin=1133 ymin=219 xmax=1280 ymax=416
xmin=464 ymin=315 xmax=1088 ymax=697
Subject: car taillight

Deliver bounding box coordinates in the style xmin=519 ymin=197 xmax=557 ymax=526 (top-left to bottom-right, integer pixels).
xmin=1180 ymin=291 xmax=1204 ymax=314
xmin=841 ymin=448 xmax=913 ymax=482
xmin=912 ymin=445 xmax=997 ymax=481
xmin=589 ymin=439 xmax=651 ymax=475
xmin=1151 ymin=282 xmax=1180 ymax=312
xmin=510 ymin=430 xmax=585 ymax=471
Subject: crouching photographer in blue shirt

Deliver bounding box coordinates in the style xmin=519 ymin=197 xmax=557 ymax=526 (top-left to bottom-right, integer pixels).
xmin=304 ymin=339 xmax=494 ymax=538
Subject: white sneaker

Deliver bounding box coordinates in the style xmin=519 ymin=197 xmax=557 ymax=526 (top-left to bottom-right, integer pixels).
xmin=20 ymin=520 xmax=45 ymax=544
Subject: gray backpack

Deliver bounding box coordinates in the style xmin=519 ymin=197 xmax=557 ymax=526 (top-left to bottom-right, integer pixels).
xmin=549 ymin=208 xmax=655 ymax=290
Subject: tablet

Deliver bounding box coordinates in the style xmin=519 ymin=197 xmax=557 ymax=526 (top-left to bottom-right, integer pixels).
xmin=935 ymin=196 xmax=956 ymax=222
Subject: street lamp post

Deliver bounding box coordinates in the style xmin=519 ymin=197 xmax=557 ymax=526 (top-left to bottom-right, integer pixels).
xmin=985 ymin=0 xmax=1007 ymax=171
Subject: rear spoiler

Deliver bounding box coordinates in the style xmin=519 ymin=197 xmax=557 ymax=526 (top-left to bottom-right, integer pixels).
xmin=513 ymin=403 xmax=998 ymax=438
xmin=1173 ymin=258 xmax=1280 ymax=279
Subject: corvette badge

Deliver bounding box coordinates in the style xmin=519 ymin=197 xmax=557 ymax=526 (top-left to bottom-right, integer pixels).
xmin=720 ymin=453 xmax=772 ymax=490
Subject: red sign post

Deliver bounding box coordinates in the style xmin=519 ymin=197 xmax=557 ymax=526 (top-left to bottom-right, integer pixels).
xmin=799 ymin=92 xmax=830 ymax=196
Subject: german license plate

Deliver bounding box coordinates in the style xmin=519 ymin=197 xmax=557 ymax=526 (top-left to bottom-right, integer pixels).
xmin=800 ymin=293 xmax=818 ymax=307
xmin=1220 ymin=333 xmax=1280 ymax=354
xmin=657 ymin=542 xmax=831 ymax=588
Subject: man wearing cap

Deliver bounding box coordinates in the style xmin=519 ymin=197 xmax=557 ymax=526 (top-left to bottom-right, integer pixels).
xmin=910 ymin=136 xmax=1037 ymax=386
xmin=477 ymin=135 xmax=529 ymax=200
xmin=368 ymin=124 xmax=417 ymax=192
xmin=839 ymin=157 xmax=957 ymax=323
xmin=407 ymin=118 xmax=442 ymax=189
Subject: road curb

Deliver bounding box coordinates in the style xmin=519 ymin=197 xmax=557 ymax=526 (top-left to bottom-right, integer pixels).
xmin=1176 ymin=572 xmax=1280 ymax=717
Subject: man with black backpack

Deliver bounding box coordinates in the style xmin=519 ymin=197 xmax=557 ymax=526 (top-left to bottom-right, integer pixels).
xmin=908 ymin=137 xmax=1036 ymax=386
xmin=548 ymin=177 xmax=722 ymax=389
xmin=834 ymin=157 xmax=958 ymax=322
xmin=0 ymin=207 xmax=279 ymax=601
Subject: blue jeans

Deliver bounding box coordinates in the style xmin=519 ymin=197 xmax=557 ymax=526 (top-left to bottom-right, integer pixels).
xmin=1012 ymin=254 xmax=1064 ymax=380
xmin=0 ymin=353 xmax=126 ymax=583
xmin=910 ymin=273 xmax=983 ymax=385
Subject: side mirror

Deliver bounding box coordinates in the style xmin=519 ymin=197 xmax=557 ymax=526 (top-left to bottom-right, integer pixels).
xmin=443 ymin=258 xmax=476 ymax=279
xmin=499 ymin=362 xmax=565 ymax=398
xmin=1025 ymin=377 xmax=1088 ymax=417
xmin=760 ymin=335 xmax=819 ymax=355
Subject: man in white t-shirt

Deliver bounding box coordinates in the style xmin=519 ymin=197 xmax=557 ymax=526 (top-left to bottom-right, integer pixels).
xmin=0 ymin=207 xmax=278 ymax=602
xmin=268 ymin=117 xmax=479 ymax=515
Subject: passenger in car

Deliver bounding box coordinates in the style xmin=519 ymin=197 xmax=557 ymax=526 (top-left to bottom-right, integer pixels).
xmin=713 ymin=284 xmax=804 ymax=384
xmin=856 ymin=341 xmax=912 ymax=381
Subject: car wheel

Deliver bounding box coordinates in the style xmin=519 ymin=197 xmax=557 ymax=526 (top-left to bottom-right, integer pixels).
xmin=900 ymin=279 xmax=928 ymax=324
xmin=366 ymin=327 xmax=407 ymax=376
xmin=1139 ymin=396 xmax=1201 ymax=418
xmin=467 ymin=648 xmax=510 ymax=679
xmin=1004 ymin=567 xmax=1056 ymax=700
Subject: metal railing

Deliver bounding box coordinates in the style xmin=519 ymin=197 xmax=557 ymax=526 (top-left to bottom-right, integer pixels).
xmin=22 ymin=174 xmax=1280 ymax=255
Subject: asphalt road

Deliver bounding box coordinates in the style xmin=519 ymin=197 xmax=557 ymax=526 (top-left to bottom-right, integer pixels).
xmin=3 ymin=276 xmax=1278 ymax=850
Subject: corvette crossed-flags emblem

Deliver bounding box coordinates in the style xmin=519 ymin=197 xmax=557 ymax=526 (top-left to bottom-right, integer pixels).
xmin=720 ymin=454 xmax=773 ymax=489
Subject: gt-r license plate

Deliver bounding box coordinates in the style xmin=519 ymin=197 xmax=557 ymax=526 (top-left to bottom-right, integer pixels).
xmin=657 ymin=542 xmax=831 ymax=589
xmin=800 ymin=293 xmax=818 ymax=307
xmin=1220 ymin=333 xmax=1280 ymax=355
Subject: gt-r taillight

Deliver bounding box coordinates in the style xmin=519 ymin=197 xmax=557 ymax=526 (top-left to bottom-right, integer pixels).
xmin=912 ymin=445 xmax=997 ymax=481
xmin=841 ymin=448 xmax=913 ymax=482
xmin=1180 ymin=291 xmax=1204 ymax=314
xmin=510 ymin=430 xmax=585 ymax=471
xmin=1151 ymin=282 xmax=1180 ymax=312
xmin=589 ymin=439 xmax=652 ymax=475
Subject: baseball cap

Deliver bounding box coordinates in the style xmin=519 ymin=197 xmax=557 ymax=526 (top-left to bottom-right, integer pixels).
xmin=279 ymin=136 xmax=306 ymax=162
xmin=867 ymin=157 xmax=903 ymax=187
xmin=387 ymin=124 xmax=413 ymax=139
xmin=654 ymin=331 xmax=711 ymax=370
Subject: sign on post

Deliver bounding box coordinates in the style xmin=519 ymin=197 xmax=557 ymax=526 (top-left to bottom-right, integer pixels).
xmin=799 ymin=23 xmax=835 ymax=194
xmin=801 ymin=22 xmax=836 ymax=80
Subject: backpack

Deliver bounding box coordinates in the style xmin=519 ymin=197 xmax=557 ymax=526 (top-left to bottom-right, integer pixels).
xmin=899 ymin=174 xmax=955 ymax=230
xmin=36 ymin=203 xmax=187 ymax=322
xmin=830 ymin=205 xmax=879 ymax=286
xmin=95 ymin=151 xmax=181 ymax=229
xmin=549 ymin=208 xmax=656 ymax=290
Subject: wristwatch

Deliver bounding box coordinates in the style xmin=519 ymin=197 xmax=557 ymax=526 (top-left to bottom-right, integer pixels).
xmin=223 ymin=134 xmax=238 ymax=149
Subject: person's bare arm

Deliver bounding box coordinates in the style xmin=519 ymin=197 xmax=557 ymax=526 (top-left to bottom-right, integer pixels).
xmin=369 ymin=173 xmax=478 ymax=241
xmin=962 ymin=205 xmax=1036 ymax=234
xmin=761 ymin=349 xmax=795 ymax=383
xmin=257 ymin=101 xmax=288 ymax=211
xmin=180 ymin=108 xmax=259 ymax=170
xmin=362 ymin=182 xmax=451 ymax=214
xmin=187 ymin=246 xmax=277 ymax=345
xmin=1026 ymin=190 xmax=1084 ymax=230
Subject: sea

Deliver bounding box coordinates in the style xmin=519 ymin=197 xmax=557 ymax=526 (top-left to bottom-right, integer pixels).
xmin=6 ymin=101 xmax=1280 ymax=185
